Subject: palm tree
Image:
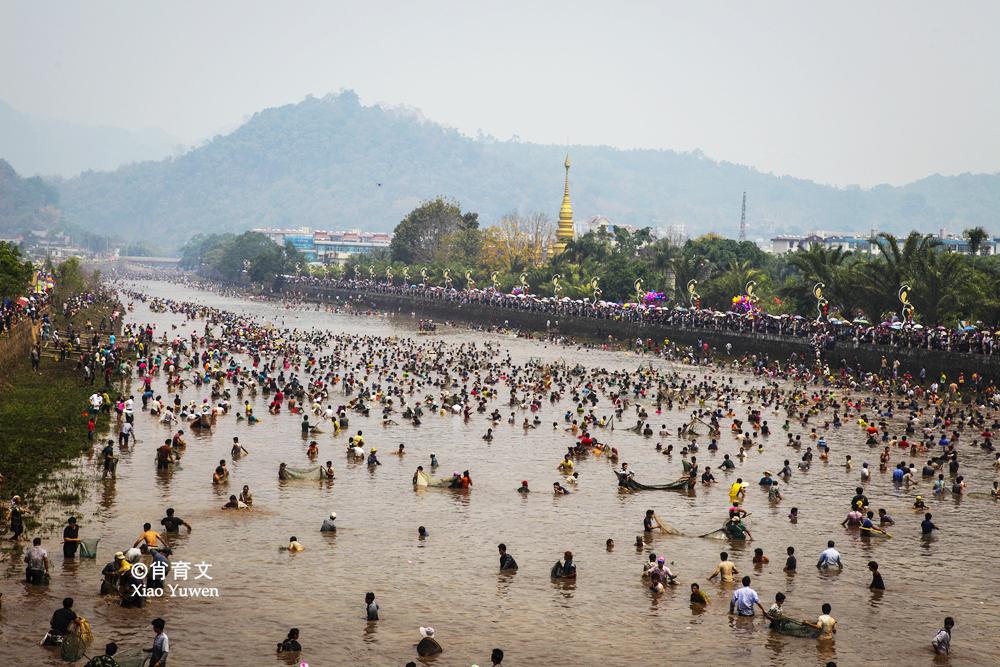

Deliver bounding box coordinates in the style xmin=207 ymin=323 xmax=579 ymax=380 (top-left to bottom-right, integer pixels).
xmin=787 ymin=244 xmax=849 ymax=281
xmin=640 ymin=239 xmax=680 ymax=292
xmin=704 ymin=260 xmax=765 ymax=310
xmin=964 ymin=226 xmax=989 ymax=266
xmin=669 ymin=253 xmax=710 ymax=305
xmin=913 ymin=251 xmax=968 ymax=324
xmin=778 ymin=243 xmax=868 ymax=317
xmin=860 ymin=232 xmax=940 ymax=319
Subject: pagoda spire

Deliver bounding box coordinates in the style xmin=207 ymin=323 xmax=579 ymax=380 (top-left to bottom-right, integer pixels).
xmin=553 ymin=154 xmax=574 ymax=255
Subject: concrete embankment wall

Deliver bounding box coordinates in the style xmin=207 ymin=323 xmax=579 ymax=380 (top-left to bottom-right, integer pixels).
xmin=0 ymin=317 xmax=40 ymax=382
xmin=290 ymin=286 xmax=1000 ymax=383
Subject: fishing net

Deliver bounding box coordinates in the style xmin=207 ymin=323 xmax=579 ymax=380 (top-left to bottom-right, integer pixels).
xmin=280 ymin=465 xmax=322 ymax=480
xmin=79 ymin=538 xmax=100 ymax=559
xmin=617 ymin=472 xmax=691 ymax=491
xmin=414 ymin=470 xmax=459 ymax=488
xmin=114 ymin=649 xmax=150 ymax=667
xmin=59 ymin=633 xmax=86 ymax=661
xmin=769 ymin=617 xmax=820 ymax=638
xmin=699 ymin=528 xmax=729 ymax=540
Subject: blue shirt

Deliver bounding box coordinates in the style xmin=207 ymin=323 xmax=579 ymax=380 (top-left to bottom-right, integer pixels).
xmin=892 ymin=468 xmax=904 ymax=482
xmin=731 ymin=585 xmax=759 ymax=615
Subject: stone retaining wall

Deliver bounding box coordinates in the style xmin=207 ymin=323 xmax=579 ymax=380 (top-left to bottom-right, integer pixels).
xmin=0 ymin=317 xmax=40 ymax=382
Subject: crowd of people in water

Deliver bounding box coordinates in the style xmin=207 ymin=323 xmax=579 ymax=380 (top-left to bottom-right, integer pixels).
xmin=285 ymin=275 xmax=1000 ymax=357
xmin=3 ymin=274 xmax=997 ymax=665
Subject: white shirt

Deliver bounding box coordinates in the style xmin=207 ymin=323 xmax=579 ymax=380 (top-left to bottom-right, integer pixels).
xmin=818 ymin=547 xmax=842 ymax=567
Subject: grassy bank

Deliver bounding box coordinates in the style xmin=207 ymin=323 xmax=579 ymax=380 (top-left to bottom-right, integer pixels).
xmin=0 ymin=299 xmax=121 ymax=526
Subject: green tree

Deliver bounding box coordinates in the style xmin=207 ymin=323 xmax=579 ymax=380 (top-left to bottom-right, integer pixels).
xmin=703 ymin=260 xmax=767 ymax=310
xmin=639 ymin=238 xmax=680 ymax=291
xmin=780 ymin=243 xmax=864 ymax=317
xmin=612 ymin=227 xmax=654 ymax=258
xmin=122 ymin=241 xmax=157 ymax=257
xmin=668 ymin=253 xmax=710 ymax=305
xmin=912 ymin=251 xmax=968 ymax=324
xmin=683 ymin=234 xmax=768 ymax=270
xmin=206 ymin=232 xmax=304 ymax=285
xmin=0 ymin=241 xmax=33 ymax=299
xmin=860 ymin=232 xmax=940 ymax=319
xmin=179 ymin=233 xmax=235 ymax=270
xmin=964 ymin=226 xmax=989 ymax=261
xmin=390 ymin=198 xmax=479 ymax=265
xmin=54 ymin=257 xmax=87 ymax=300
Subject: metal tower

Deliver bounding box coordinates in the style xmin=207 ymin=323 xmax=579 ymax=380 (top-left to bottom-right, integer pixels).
xmin=738 ymin=191 xmax=747 ymax=241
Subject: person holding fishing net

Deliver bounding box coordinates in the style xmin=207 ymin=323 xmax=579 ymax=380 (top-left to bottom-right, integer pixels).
xmin=643 ymin=508 xmax=680 ymax=535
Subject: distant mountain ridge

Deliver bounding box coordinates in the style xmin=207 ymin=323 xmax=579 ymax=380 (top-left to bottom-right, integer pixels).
xmin=0 ymin=158 xmax=61 ymax=236
xmin=0 ymin=99 xmax=180 ymax=177
xmin=48 ymin=91 xmax=1000 ymax=245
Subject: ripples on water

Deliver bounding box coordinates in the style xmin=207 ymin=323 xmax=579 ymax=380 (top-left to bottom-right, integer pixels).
xmin=1 ymin=280 xmax=998 ymax=666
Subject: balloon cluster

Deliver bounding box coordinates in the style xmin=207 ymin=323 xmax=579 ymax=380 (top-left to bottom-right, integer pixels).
xmin=641 ymin=291 xmax=667 ymax=305
xmin=731 ymin=294 xmax=757 ymax=314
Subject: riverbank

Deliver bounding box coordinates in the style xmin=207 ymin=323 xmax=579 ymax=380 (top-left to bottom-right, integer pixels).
xmin=288 ymin=284 xmax=1000 ymax=385
xmin=0 ymin=298 xmax=122 ymax=520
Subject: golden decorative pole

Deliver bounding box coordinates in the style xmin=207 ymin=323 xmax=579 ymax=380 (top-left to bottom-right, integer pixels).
xmin=687 ymin=280 xmax=700 ymax=309
xmin=814 ymin=282 xmax=828 ymax=321
xmin=552 ymin=155 xmax=575 ymax=255
xmin=899 ymin=284 xmax=914 ymax=322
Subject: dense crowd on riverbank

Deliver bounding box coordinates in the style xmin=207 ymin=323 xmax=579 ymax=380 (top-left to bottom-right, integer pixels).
xmin=286 ymin=276 xmax=1000 ymax=358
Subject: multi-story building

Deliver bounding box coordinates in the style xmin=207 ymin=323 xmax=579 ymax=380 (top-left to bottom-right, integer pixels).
xmin=770 ymin=232 xmax=999 ymax=256
xmin=253 ymin=228 xmax=392 ymax=264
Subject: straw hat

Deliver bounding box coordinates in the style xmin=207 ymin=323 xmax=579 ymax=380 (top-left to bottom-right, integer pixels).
xmin=419 ymin=627 xmax=435 ymax=638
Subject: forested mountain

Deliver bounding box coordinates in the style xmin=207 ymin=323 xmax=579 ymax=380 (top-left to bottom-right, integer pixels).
xmin=0 ymin=159 xmax=61 ymax=236
xmin=52 ymin=91 xmax=1000 ymax=245
xmin=0 ymin=100 xmax=180 ymax=178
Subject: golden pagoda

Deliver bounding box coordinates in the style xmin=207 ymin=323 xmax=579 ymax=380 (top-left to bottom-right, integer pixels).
xmin=552 ymin=154 xmax=575 ymax=255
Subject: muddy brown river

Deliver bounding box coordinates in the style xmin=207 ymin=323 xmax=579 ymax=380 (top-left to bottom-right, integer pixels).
xmin=2 ymin=280 xmax=998 ymax=666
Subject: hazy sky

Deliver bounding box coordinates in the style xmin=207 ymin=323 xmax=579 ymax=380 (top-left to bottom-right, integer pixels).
xmin=2 ymin=0 xmax=998 ymax=187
